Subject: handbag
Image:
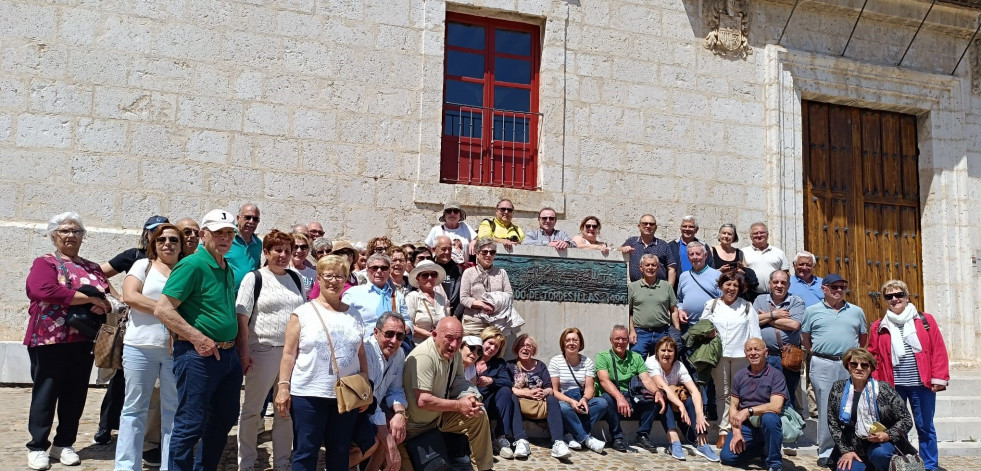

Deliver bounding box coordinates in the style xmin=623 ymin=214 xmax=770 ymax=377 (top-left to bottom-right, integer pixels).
xmin=775 ymin=329 xmax=804 ymax=372
xmin=55 ymin=252 xmax=106 ymax=340
xmin=668 ymin=384 xmax=689 ymax=412
xmin=312 ymin=304 xmax=373 ymax=414
xmin=888 ymin=454 xmax=925 ymax=471
xmin=94 ymin=295 xmax=130 ymax=369
xmin=518 ymin=397 xmax=547 ymax=419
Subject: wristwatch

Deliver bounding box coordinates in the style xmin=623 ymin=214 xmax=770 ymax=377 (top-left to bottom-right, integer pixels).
xmin=395 ymin=409 xmax=408 ymax=419
xmin=748 ymin=407 xmax=755 ymax=417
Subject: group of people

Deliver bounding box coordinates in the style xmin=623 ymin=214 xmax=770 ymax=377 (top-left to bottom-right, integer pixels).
xmin=23 ymin=199 xmax=949 ymax=471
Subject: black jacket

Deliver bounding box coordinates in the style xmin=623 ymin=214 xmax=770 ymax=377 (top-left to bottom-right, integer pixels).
xmin=827 ymin=379 xmax=917 ymax=467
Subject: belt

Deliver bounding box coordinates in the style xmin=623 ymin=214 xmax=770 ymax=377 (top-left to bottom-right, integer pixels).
xmin=174 ymin=336 xmax=235 ymax=349
xmin=635 ymin=325 xmax=670 ymax=333
xmin=811 ymin=352 xmax=843 ymax=361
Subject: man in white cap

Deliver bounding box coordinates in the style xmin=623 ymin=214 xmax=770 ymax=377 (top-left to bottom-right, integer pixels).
xmin=154 ymin=209 xmax=245 ymax=471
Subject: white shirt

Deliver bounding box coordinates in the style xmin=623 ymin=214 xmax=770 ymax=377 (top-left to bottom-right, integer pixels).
xmin=365 ymin=336 xmax=407 ymax=426
xmin=743 ymin=244 xmax=790 ymax=293
xmin=702 ymin=297 xmax=762 ymax=357
xmin=123 ymin=258 xmax=170 ymax=348
xmin=424 ymin=223 xmax=476 ymax=247
xmin=290 ymin=302 xmax=363 ymax=398
xmin=293 ymin=263 xmax=317 ymax=295
xmin=645 ymin=357 xmax=693 ymax=386
xmin=405 ymin=288 xmax=448 ymax=343
xmin=547 ymin=354 xmax=595 ymax=395
xmin=235 ymin=268 xmax=306 ymax=346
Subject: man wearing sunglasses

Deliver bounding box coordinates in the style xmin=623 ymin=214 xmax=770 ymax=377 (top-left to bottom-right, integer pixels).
xmin=619 ymin=214 xmax=677 ymax=284
xmin=342 ymin=253 xmax=413 ymax=341
xmin=801 ymin=273 xmax=868 ymax=467
xmin=522 ymin=207 xmax=576 ymax=249
xmin=476 ymin=199 xmax=525 ymax=248
xmin=226 ymin=203 xmax=262 ymax=291
xmin=364 ymin=312 xmax=410 ymax=471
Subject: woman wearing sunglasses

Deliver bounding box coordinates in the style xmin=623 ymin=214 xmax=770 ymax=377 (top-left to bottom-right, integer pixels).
xmin=459 ymin=238 xmax=513 ymax=336
xmin=290 ymin=233 xmax=316 ymax=294
xmin=571 ymin=216 xmax=610 ymax=254
xmin=827 ymin=348 xmax=916 ymax=471
xmin=867 ymin=280 xmax=949 ymax=471
xmin=405 ymin=261 xmax=449 ymax=345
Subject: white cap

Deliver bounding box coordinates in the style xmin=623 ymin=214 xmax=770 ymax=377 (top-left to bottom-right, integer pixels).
xmin=463 ymin=336 xmax=482 ymax=347
xmin=201 ymin=209 xmax=236 ymax=231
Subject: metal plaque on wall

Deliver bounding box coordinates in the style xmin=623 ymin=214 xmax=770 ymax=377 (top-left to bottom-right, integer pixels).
xmin=494 ymin=254 xmax=628 ymax=305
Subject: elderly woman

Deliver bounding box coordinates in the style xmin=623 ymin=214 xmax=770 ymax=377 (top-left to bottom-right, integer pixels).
xmin=290 ymin=233 xmax=316 ymax=294
xmin=473 ymin=327 xmax=527 ymax=460
xmin=114 ymin=224 xmax=184 ymax=471
xmin=646 ymin=336 xmax=718 ymax=462
xmin=459 ymin=238 xmax=514 ymax=335
xmin=509 ymin=334 xmax=572 ymax=460
xmin=571 ymin=216 xmax=610 ymax=253
xmin=307 ymin=241 xmax=360 ymax=300
xmin=868 ymin=280 xmax=949 ymax=471
xmin=25 ymin=212 xmax=111 ymax=469
xmin=548 ymin=327 xmax=608 ymax=454
xmin=828 ymin=348 xmax=916 ymax=471
xmin=701 ymin=271 xmax=761 ymax=446
xmin=367 ymin=236 xmax=393 ymax=256
xmin=312 ymin=237 xmax=333 ymax=260
xmin=387 ymin=247 xmax=411 ymax=296
xmin=236 ymin=230 xmax=307 ymax=471
xmin=425 ymin=202 xmax=476 ymax=259
xmin=710 ymin=224 xmax=744 ymax=269
xmin=404 ymin=261 xmax=449 ymax=344
xmin=275 ymin=255 xmax=369 ymax=471
xmin=461 ymin=336 xmax=483 ymax=382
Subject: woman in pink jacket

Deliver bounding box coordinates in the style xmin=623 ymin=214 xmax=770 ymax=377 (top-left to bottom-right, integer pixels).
xmin=867 ymin=279 xmax=949 ymax=471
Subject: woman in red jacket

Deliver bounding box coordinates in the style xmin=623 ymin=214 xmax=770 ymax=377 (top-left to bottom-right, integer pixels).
xmin=867 ymin=279 xmax=949 ymax=471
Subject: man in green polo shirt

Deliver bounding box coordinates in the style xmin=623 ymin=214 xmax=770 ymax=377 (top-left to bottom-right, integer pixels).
xmin=155 ymin=209 xmax=244 ymax=471
xmin=628 ymin=254 xmax=681 ymax=358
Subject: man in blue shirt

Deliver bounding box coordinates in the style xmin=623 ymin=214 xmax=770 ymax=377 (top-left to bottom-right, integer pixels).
xmin=342 ymin=253 xmax=411 ymax=340
xmin=522 ymin=207 xmax=575 ymax=249
xmin=619 ymin=214 xmax=676 ymax=284
xmin=225 ymin=203 xmax=262 ymax=290
xmin=788 ymin=251 xmax=823 ymax=306
xmin=668 ymin=216 xmax=714 ymax=276
xmin=676 ymin=241 xmax=722 ymax=328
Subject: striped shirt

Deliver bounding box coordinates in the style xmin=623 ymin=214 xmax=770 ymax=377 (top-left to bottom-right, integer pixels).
xmin=547 ymin=354 xmax=595 ymax=395
xmin=894 ymin=324 xmax=922 ymax=386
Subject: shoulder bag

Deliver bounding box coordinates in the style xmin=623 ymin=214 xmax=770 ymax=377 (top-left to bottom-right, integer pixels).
xmin=56 ymin=252 xmax=106 ymax=340
xmin=889 ymin=454 xmax=925 ymax=471
xmin=775 ymin=327 xmax=804 ymax=372
xmin=95 ymin=260 xmax=153 ymax=369
xmin=312 ymin=303 xmax=373 ymax=414
xmin=515 ymin=362 xmax=548 ymax=419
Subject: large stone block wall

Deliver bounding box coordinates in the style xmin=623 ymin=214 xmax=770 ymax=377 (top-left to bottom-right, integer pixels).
xmin=0 ymin=0 xmax=978 ymax=360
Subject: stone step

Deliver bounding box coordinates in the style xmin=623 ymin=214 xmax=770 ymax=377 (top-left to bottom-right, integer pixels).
xmin=935 ymin=417 xmax=981 ymax=442
xmin=933 ymin=396 xmax=980 ymax=417
xmin=944 ymin=374 xmax=981 ymax=396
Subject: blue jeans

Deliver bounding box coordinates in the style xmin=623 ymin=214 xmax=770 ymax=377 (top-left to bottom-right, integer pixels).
xmin=558 ymin=389 xmax=610 ymax=443
xmin=836 ymin=442 xmax=896 ymax=471
xmin=116 ymin=345 xmax=178 ymax=471
xmin=766 ymin=355 xmax=801 ymax=410
xmin=484 ymin=387 xmax=527 ymax=440
xmin=290 ymin=395 xmax=359 ymax=471
xmin=720 ymin=412 xmax=783 ymax=470
xmin=895 ymin=385 xmax=938 ymax=470
xmin=599 ymin=392 xmax=658 ymax=439
xmin=169 ymin=341 xmax=243 ymax=471
xmin=631 ymin=326 xmax=682 ymax=358
xmin=659 ymin=396 xmax=699 ymax=444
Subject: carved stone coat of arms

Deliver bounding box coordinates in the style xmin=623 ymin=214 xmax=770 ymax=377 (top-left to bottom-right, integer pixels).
xmin=704 ymin=0 xmax=751 ymax=58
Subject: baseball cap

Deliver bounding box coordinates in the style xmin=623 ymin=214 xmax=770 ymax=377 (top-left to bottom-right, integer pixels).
xmin=822 ymin=273 xmax=846 ymax=286
xmin=143 ymin=215 xmax=169 ymax=230
xmin=201 ymin=209 xmax=237 ymax=231
xmin=463 ymin=336 xmax=482 ymax=347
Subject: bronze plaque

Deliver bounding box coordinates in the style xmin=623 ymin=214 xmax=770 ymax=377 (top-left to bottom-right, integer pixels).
xmin=494 ymin=254 xmax=627 ymax=305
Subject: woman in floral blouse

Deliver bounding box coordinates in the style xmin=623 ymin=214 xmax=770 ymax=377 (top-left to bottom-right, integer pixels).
xmin=24 ymin=212 xmax=111 ymax=470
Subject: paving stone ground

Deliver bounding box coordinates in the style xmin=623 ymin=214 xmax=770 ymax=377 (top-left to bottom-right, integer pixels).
xmin=0 ymin=386 xmax=973 ymax=471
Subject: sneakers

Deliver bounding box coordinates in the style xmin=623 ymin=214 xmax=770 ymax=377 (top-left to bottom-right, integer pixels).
xmin=669 ymin=442 xmax=686 ymax=460
xmin=49 ymin=446 xmax=80 ymax=466
xmin=493 ymin=437 xmax=514 ymax=460
xmin=635 ymin=434 xmax=656 ymax=451
xmin=584 ymin=436 xmax=606 ymax=454
xmin=564 ymin=433 xmax=582 ymax=450
xmin=142 ymin=447 xmax=162 ymax=467
xmin=28 ymin=450 xmax=50 ymax=470
xmin=611 ymin=438 xmax=628 ymax=452
xmin=551 ymin=440 xmax=572 ymax=459
xmin=694 ymin=443 xmax=720 ymax=462
xmin=93 ymin=427 xmax=112 ymax=444
xmin=513 ymin=439 xmax=531 ymax=458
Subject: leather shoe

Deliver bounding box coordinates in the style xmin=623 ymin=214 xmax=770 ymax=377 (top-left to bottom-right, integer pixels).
xmin=716 ymin=434 xmax=726 ymax=450
xmin=611 ymin=438 xmax=628 ymax=452
xmin=635 ymin=434 xmax=656 ymax=451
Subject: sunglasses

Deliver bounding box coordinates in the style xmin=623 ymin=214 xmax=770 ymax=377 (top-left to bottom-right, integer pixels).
xmin=539 ymin=216 xmax=556 ymax=221
xmin=373 ymin=246 xmax=389 ymax=253
xmin=295 ymin=244 xmax=309 ymax=251
xmin=155 ymin=236 xmax=180 ymax=245
xmin=445 ymin=208 xmax=461 ymax=214
xmin=418 ymin=272 xmax=438 ymax=280
xmin=848 ymin=361 xmax=871 ymax=370
xmin=826 ymin=285 xmax=848 ymax=291
xmin=497 ymin=207 xmax=514 ymax=212
xmin=182 ymin=228 xmax=198 ymax=236
xmin=584 ymin=224 xmax=599 ymax=229
xmin=464 ymin=344 xmax=483 ymax=356
xmin=883 ymin=292 xmax=906 ymax=301
xmin=367 ymin=265 xmax=390 ymax=272
xmin=640 ymin=222 xmax=656 ymax=227
xmin=415 ymin=255 xmax=432 ymax=261
xmin=479 ymin=249 xmax=497 ymax=255
xmin=242 ymin=215 xmax=260 ymax=222
xmin=382 ymin=330 xmax=405 ymax=341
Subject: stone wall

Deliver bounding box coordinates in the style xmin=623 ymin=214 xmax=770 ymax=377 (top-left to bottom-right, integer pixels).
xmin=0 ymin=0 xmax=978 ymax=361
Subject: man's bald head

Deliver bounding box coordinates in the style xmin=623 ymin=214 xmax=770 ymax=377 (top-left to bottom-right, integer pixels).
xmin=744 ymin=337 xmax=766 ymax=351
xmin=433 ymin=317 xmax=463 ymax=359
xmin=433 ymin=235 xmax=453 ymax=263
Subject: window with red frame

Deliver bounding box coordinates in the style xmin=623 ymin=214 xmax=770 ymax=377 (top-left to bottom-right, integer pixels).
xmin=440 ymin=13 xmax=541 ymax=190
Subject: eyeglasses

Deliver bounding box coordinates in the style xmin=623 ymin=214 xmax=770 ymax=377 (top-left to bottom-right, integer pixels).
xmin=826 ymin=285 xmax=848 ymax=291
xmin=883 ymin=292 xmax=906 ymax=301
xmin=445 ymin=209 xmax=461 ymax=214
xmin=373 ymin=246 xmax=389 ymax=253
xmin=539 ymin=216 xmax=556 ymax=221
xmin=418 ymin=272 xmax=438 ymax=280
xmin=182 ymin=228 xmax=198 ymax=237
xmin=241 ymin=215 xmax=260 ymax=222
xmin=314 ymin=250 xmax=330 ymax=256
xmin=367 ymin=265 xmax=390 ymax=272
xmin=155 ymin=236 xmax=180 ymax=245
xmin=584 ymin=224 xmax=599 ymax=229
xmin=848 ymin=361 xmax=871 ymax=370
xmin=56 ymin=229 xmax=84 ymax=236
xmin=497 ymin=207 xmax=514 ymax=212
xmin=382 ymin=330 xmax=405 ymax=341
xmin=309 ymin=230 xmax=325 ymax=236
xmin=640 ymin=222 xmax=656 ymax=227
xmin=479 ymin=249 xmax=497 ymax=255
xmin=295 ymin=244 xmax=309 ymax=251
xmin=320 ymin=273 xmax=345 ymax=281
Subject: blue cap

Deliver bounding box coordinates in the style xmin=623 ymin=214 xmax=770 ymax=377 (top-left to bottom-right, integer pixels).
xmin=822 ymin=273 xmax=846 ymax=286
xmin=143 ymin=215 xmax=169 ymax=230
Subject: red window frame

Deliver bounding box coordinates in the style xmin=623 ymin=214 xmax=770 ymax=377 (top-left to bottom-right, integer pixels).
xmin=439 ymin=12 xmax=541 ymax=191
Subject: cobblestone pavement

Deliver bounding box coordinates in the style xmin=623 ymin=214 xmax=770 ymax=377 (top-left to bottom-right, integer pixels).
xmin=0 ymin=387 xmax=973 ymax=471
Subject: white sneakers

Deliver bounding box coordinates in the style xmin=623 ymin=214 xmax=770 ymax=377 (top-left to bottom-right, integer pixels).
xmin=584 ymin=436 xmax=607 ymax=454
xmin=493 ymin=437 xmax=514 ymax=459
xmin=49 ymin=446 xmax=81 ymax=466
xmin=28 ymin=450 xmax=50 ymax=470
xmin=513 ymin=438 xmax=531 ymax=458
xmin=551 ymin=440 xmax=572 ymax=459
xmin=564 ymin=433 xmax=582 ymax=450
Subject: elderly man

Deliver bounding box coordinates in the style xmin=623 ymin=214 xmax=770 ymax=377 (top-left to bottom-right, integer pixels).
xmin=668 ymin=216 xmax=714 ymax=275
xmin=720 ymin=338 xmax=788 ymax=471
xmin=628 ymin=254 xmax=681 ymax=358
xmin=225 ymin=203 xmax=262 ymax=289
xmin=343 ymin=253 xmax=412 ymax=340
xmin=677 ymin=241 xmax=722 ymax=329
xmin=364 ymin=313 xmax=410 ymax=471
xmin=801 ymin=274 xmax=868 ymax=466
xmin=595 ymin=325 xmax=665 ymax=452
xmin=175 ymin=217 xmax=200 ymax=256
xmin=306 ymin=221 xmax=325 ymax=240
xmin=753 ymin=270 xmax=805 ymax=410
xmin=402 ymin=317 xmax=493 ymax=471
xmin=788 ymin=251 xmax=823 ymax=306
xmin=742 ymin=223 xmax=790 ymax=294
xmin=432 ymin=236 xmax=463 ymax=315
xmin=522 ymin=207 xmax=575 ymax=249
xmin=619 ymin=214 xmax=676 ymax=284
xmin=154 ymin=209 xmax=243 ymax=471
xmin=476 ymin=198 xmax=524 ymax=247
xmin=290 ymin=224 xmax=310 ymax=239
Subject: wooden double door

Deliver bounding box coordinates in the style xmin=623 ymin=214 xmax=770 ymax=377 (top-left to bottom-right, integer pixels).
xmin=802 ymin=101 xmax=923 ymax=323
